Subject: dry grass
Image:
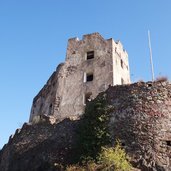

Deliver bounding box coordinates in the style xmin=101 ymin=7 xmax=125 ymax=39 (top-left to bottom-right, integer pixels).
xmin=155 ymin=76 xmax=168 ymax=82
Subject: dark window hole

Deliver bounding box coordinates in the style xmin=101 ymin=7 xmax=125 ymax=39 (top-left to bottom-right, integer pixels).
xmin=87 ymin=51 xmax=94 ymax=60
xmin=87 ymin=74 xmax=93 ymax=82
xmin=166 ymin=141 xmax=171 ymax=146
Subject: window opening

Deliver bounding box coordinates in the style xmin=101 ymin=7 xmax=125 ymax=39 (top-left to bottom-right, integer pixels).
xmin=121 ymin=59 xmax=123 ymax=68
xmin=49 ymin=104 xmax=53 ymax=115
xmin=121 ymin=142 xmax=125 ymax=147
xmin=84 ymin=92 xmax=92 ymax=104
xmin=166 ymin=141 xmax=171 ymax=146
xmin=87 ymin=51 xmax=94 ymax=60
xmin=121 ymin=78 xmax=124 ymax=85
xmin=86 ymin=73 xmax=93 ymax=82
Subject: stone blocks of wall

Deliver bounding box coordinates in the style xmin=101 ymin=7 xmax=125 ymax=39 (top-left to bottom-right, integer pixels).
xmin=1 ymin=81 xmax=171 ymax=171
xmin=106 ymin=81 xmax=171 ymax=170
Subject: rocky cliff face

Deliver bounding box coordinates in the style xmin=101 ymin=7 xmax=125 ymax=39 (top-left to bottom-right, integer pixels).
xmin=0 ymin=81 xmax=171 ymax=171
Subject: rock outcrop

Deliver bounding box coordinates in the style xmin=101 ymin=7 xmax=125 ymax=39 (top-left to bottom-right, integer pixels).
xmin=0 ymin=81 xmax=171 ymax=171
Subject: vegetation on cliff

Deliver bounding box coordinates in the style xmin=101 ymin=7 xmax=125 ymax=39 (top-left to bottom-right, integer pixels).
xmin=77 ymin=93 xmax=111 ymax=160
xmin=66 ymin=141 xmax=132 ymax=171
xmin=65 ymin=93 xmax=132 ymax=171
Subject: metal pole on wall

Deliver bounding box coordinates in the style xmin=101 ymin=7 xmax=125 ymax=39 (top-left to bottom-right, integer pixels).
xmin=148 ymin=30 xmax=155 ymax=81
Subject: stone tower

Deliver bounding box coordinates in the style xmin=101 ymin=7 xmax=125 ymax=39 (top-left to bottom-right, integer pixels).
xmin=29 ymin=33 xmax=131 ymax=122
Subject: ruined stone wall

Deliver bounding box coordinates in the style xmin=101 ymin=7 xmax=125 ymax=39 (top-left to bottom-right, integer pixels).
xmin=106 ymin=81 xmax=171 ymax=170
xmin=30 ymin=33 xmax=131 ymax=122
xmin=58 ymin=33 xmax=114 ymax=118
xmin=1 ymin=81 xmax=171 ymax=171
xmin=0 ymin=119 xmax=79 ymax=171
xmin=29 ymin=64 xmax=64 ymax=122
xmin=112 ymin=40 xmax=130 ymax=84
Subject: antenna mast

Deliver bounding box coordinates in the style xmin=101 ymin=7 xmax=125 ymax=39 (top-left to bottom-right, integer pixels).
xmin=148 ymin=30 xmax=155 ymax=81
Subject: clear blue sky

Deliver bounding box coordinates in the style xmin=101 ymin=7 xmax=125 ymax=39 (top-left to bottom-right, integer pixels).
xmin=0 ymin=0 xmax=171 ymax=148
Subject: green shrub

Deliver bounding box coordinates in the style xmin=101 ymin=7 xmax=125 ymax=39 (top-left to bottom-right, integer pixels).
xmin=66 ymin=161 xmax=100 ymax=171
xmin=66 ymin=141 xmax=132 ymax=171
xmin=98 ymin=141 xmax=132 ymax=171
xmin=66 ymin=164 xmax=85 ymax=171
xmin=72 ymin=93 xmax=132 ymax=170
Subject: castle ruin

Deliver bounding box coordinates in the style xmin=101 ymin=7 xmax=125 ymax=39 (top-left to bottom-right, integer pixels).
xmin=1 ymin=33 xmax=171 ymax=171
xmin=29 ymin=33 xmax=131 ymax=122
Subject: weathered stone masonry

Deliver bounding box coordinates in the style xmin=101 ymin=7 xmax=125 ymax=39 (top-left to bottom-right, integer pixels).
xmin=29 ymin=33 xmax=131 ymax=122
xmin=107 ymin=81 xmax=171 ymax=170
xmin=1 ymin=81 xmax=171 ymax=171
